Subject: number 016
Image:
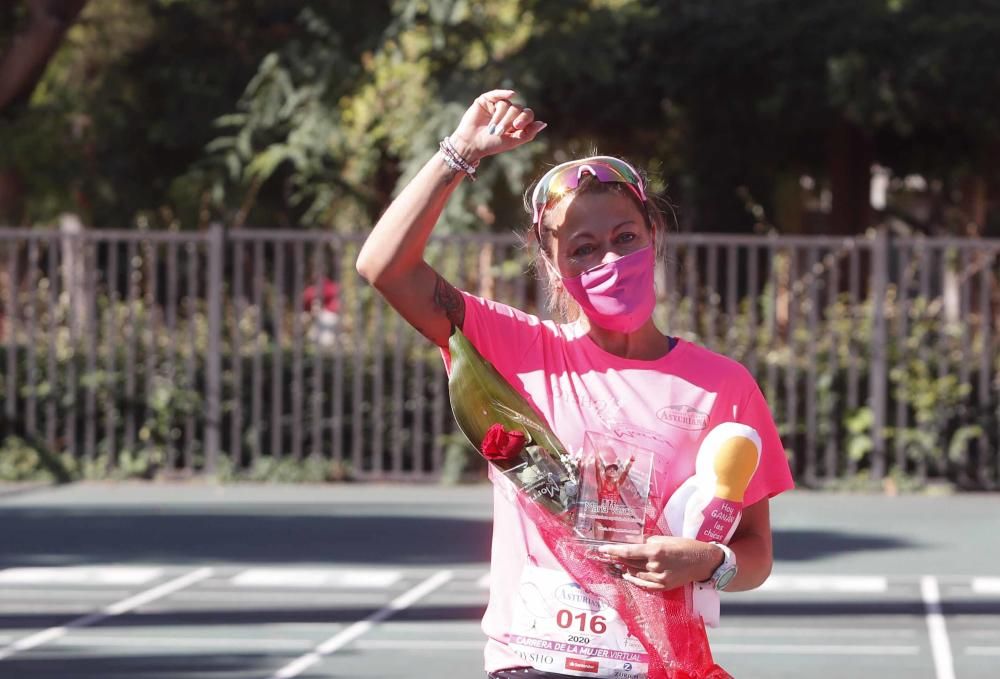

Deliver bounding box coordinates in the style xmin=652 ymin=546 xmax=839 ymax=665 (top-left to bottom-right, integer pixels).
xmin=555 ymin=610 xmax=607 ymax=634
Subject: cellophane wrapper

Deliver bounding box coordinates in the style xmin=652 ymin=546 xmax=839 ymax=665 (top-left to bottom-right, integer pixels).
xmin=447 ymin=328 xmax=731 ymax=678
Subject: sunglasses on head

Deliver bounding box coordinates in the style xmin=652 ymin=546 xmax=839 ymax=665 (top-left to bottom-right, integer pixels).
xmin=530 ymin=156 xmax=648 ymax=228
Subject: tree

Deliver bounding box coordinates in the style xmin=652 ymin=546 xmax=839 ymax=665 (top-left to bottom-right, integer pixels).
xmin=2 ymin=0 xmax=998 ymax=234
xmin=0 ymin=0 xmax=89 ymax=223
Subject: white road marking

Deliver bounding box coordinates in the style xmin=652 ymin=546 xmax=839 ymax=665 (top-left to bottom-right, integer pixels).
xmin=354 ymin=640 xmax=484 ymax=650
xmin=708 ymin=626 xmax=919 ymax=638
xmin=758 ymin=575 xmax=888 ymax=593
xmin=972 ymin=577 xmax=1000 ymax=595
xmin=476 ymin=572 xmax=490 ymax=589
xmin=966 ymin=646 xmax=1000 ymax=656
xmin=50 ymin=634 xmax=312 ymax=651
xmin=268 ymin=569 xmax=453 ymax=679
xmin=0 ymin=566 xmax=162 ymax=586
xmin=712 ymin=643 xmax=919 ymax=655
xmin=0 ymin=567 xmax=213 ymax=661
xmin=231 ymin=568 xmax=401 ymax=588
xmin=921 ymin=575 xmax=956 ymax=679
xmin=0 ymin=588 xmax=133 ymax=599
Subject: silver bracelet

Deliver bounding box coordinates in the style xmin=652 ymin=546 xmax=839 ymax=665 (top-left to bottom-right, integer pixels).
xmin=439 ymin=136 xmax=478 ymax=181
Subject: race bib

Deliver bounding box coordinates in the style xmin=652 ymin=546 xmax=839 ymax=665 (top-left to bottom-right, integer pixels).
xmin=508 ymin=563 xmax=649 ymax=678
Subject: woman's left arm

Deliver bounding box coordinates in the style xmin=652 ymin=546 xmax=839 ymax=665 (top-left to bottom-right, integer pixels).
xmin=599 ymin=497 xmax=774 ymax=592
xmin=708 ymin=496 xmax=773 ymax=592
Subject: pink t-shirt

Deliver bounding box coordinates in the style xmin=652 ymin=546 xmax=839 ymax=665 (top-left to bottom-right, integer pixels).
xmin=444 ymin=292 xmax=794 ymax=673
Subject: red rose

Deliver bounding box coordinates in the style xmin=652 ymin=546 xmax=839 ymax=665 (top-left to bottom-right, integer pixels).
xmin=481 ymin=424 xmax=527 ymax=461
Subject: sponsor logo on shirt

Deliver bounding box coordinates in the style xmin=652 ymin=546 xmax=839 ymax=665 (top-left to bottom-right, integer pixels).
xmin=565 ymin=658 xmax=601 ymax=673
xmin=555 ymin=583 xmax=604 ymax=612
xmin=656 ymin=405 xmax=709 ymax=430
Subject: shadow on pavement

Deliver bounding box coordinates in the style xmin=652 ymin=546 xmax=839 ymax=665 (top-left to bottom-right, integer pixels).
xmin=0 ymin=604 xmax=488 ymax=629
xmin=773 ymin=528 xmax=918 ymax=562
xmin=0 ymin=649 xmax=290 ymax=679
xmin=0 ymin=508 xmax=493 ymax=567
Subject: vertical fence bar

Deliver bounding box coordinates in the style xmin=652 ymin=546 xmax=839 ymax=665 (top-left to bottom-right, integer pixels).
xmin=824 ymin=247 xmax=841 ymax=480
xmin=957 ymin=247 xmax=973 ymax=486
xmin=391 ymin=294 xmax=408 ymax=476
xmin=979 ymin=252 xmax=994 ymax=488
xmin=664 ymin=239 xmax=678 ymax=336
xmin=4 ymin=243 xmax=17 ymax=423
xmin=251 ymin=240 xmax=265 ymax=467
xmin=271 ymin=241 xmax=286 ymax=461
xmin=785 ymin=246 xmax=800 ymax=479
xmin=804 ymin=247 xmax=819 ymax=485
xmin=371 ymin=266 xmax=386 ymax=476
xmin=83 ymin=242 xmax=98 ymax=463
xmin=685 ymin=244 xmax=698 ymax=337
xmin=410 ymin=305 xmax=426 ymax=475
xmin=290 ymin=239 xmax=305 ymax=462
xmin=706 ymin=243 xmax=718 ymax=349
xmin=144 ymin=241 xmax=158 ymax=455
xmin=64 ymin=234 xmax=79 ymax=461
xmin=205 ymin=225 xmax=223 ymax=474
xmin=165 ymin=241 xmax=178 ymax=469
xmin=846 ymin=244 xmax=860 ymax=477
xmin=993 ymin=252 xmax=1000 ymax=490
xmin=747 ymin=243 xmax=759 ymax=377
xmin=869 ymin=227 xmax=889 ymax=482
xmin=332 ymin=244 xmax=346 ymax=469
xmin=44 ymin=237 xmax=58 ymax=450
xmin=917 ymin=240 xmax=932 ymax=481
xmin=231 ymin=239 xmax=245 ymax=469
xmin=766 ymin=239 xmax=778 ymax=403
xmin=351 ymin=248 xmax=366 ymax=476
xmin=24 ymin=239 xmax=38 ymax=436
xmin=309 ymin=239 xmax=325 ymax=460
xmin=183 ymin=242 xmax=199 ymax=471
xmin=895 ymin=244 xmax=911 ymax=477
xmin=104 ymin=240 xmax=119 ymax=467
xmin=725 ymin=244 xmax=737 ymax=353
xmin=124 ymin=240 xmax=138 ymax=456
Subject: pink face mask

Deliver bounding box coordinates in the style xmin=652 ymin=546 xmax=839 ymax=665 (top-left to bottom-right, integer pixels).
xmin=559 ymin=246 xmax=656 ymax=333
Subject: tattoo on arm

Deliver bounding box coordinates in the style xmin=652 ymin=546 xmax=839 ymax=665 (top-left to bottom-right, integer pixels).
xmin=433 ymin=273 xmax=465 ymax=331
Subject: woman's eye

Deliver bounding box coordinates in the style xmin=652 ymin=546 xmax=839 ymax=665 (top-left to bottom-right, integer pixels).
xmin=617 ymin=232 xmax=636 ymax=243
xmin=573 ymin=245 xmax=596 ymax=257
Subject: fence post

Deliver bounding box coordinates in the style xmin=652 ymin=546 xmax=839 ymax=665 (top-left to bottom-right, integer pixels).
xmin=205 ymin=223 xmax=224 ymax=474
xmin=869 ymin=225 xmax=889 ymax=481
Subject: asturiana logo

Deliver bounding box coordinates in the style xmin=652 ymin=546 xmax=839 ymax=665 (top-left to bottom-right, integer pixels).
xmin=656 ymin=404 xmax=709 ymax=430
xmin=555 ymin=584 xmax=604 ymax=612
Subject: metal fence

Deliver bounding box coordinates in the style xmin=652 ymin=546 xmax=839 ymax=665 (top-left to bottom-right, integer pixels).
xmin=1 ymin=224 xmax=998 ymax=487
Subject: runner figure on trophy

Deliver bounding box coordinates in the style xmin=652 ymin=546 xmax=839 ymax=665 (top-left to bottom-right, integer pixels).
xmin=595 ymin=453 xmax=636 ymax=542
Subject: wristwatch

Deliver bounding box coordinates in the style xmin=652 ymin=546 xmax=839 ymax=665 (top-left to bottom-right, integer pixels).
xmin=703 ymin=542 xmax=737 ymax=591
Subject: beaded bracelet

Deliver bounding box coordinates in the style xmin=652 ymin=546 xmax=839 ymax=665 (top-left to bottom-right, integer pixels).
xmin=439 ymin=136 xmax=478 ymax=181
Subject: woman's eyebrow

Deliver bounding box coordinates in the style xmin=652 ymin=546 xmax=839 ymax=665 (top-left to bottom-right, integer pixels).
xmin=566 ymin=220 xmax=637 ymax=242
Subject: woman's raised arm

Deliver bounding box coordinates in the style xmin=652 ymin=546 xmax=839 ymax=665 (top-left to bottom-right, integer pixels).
xmin=355 ymin=89 xmax=546 ymax=347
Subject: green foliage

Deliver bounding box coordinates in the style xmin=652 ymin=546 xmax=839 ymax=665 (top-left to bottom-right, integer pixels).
xmin=4 ymin=0 xmax=997 ymax=232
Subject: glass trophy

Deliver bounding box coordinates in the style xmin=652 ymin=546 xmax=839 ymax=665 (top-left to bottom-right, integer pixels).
xmin=572 ymin=431 xmax=655 ymax=547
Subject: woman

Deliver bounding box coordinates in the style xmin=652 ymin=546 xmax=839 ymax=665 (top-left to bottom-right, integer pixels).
xmin=356 ymin=90 xmax=794 ymax=679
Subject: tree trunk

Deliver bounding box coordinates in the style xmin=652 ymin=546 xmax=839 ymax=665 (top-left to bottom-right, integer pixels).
xmin=0 ymin=170 xmax=26 ymax=225
xmin=827 ymin=119 xmax=873 ymax=235
xmin=0 ymin=0 xmax=90 ymax=222
xmin=0 ymin=0 xmax=90 ymax=111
